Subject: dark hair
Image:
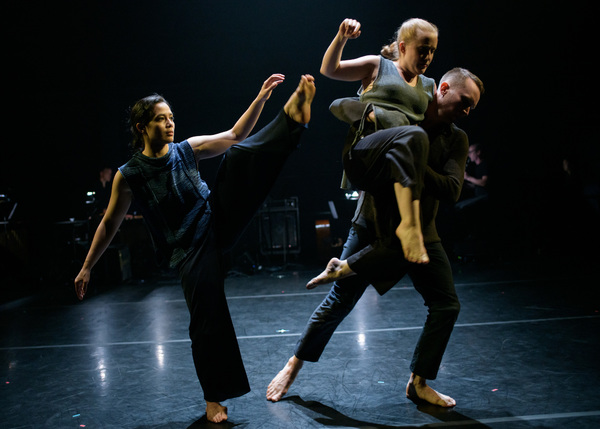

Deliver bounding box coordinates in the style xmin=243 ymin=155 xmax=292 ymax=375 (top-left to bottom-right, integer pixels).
xmin=128 ymin=94 xmax=171 ymax=151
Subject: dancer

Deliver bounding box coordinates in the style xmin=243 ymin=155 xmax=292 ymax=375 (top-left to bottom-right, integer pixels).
xmin=75 ymin=74 xmax=316 ymax=423
xmin=267 ymin=68 xmax=483 ymax=407
xmin=321 ymin=17 xmax=438 ymax=264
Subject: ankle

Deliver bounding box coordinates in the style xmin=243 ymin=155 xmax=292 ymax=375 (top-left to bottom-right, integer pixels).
xmin=289 ymin=355 xmax=304 ymax=369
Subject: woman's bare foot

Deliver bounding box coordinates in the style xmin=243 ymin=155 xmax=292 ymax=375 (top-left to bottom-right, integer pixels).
xmin=206 ymin=401 xmax=228 ymax=423
xmin=393 ymin=184 xmax=428 ymax=264
xmin=396 ymin=222 xmax=429 ymax=264
xmin=406 ymin=374 xmax=456 ymax=407
xmin=306 ymin=258 xmax=355 ymax=289
xmin=266 ymin=356 xmax=304 ymax=402
xmin=284 ymin=74 xmax=316 ymax=124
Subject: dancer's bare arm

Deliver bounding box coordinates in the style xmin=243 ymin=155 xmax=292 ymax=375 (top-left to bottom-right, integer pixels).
xmin=320 ymin=18 xmax=378 ymax=87
xmin=74 ymin=172 xmax=132 ymax=300
xmin=189 ymin=74 xmax=285 ymax=161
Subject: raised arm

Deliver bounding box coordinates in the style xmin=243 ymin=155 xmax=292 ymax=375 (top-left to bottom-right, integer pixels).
xmin=74 ymin=171 xmax=132 ymax=300
xmin=320 ymin=18 xmax=379 ymax=86
xmin=188 ymin=74 xmax=285 ymax=161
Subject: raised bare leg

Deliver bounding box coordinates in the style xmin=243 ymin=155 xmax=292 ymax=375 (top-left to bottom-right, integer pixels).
xmin=306 ymin=258 xmax=355 ymax=289
xmin=394 ymin=182 xmax=429 ymax=264
xmin=206 ymin=401 xmax=228 ymax=423
xmin=406 ymin=373 xmax=456 ymax=407
xmin=283 ymin=74 xmax=316 ymax=124
xmin=266 ymin=355 xmax=304 ymax=402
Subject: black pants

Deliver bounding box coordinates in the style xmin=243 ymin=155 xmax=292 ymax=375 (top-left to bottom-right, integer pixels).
xmin=343 ymin=125 xmax=429 ymax=201
xmin=295 ymin=220 xmax=459 ymax=380
xmin=178 ymin=110 xmax=304 ymax=402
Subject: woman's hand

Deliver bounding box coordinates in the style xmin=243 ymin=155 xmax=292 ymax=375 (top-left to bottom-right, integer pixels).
xmin=74 ymin=267 xmax=91 ymax=300
xmin=339 ymin=18 xmax=362 ymax=40
xmin=257 ymin=73 xmax=285 ymax=101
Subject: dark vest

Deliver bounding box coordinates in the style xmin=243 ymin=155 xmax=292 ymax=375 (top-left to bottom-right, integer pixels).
xmin=119 ymin=141 xmax=212 ymax=268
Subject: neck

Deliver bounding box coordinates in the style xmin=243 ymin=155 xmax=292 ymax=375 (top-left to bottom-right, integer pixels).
xmin=395 ymin=61 xmax=417 ymax=85
xmin=421 ymin=100 xmax=444 ymax=130
xmin=143 ymin=142 xmax=169 ymax=158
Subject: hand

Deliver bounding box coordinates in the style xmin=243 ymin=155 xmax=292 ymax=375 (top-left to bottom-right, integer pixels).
xmin=339 ymin=18 xmax=361 ymax=40
xmin=74 ymin=268 xmax=91 ymax=301
xmin=258 ymin=73 xmax=285 ymax=101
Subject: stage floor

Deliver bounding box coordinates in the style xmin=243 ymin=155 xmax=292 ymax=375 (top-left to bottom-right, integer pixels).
xmin=1 ymin=259 xmax=599 ymax=428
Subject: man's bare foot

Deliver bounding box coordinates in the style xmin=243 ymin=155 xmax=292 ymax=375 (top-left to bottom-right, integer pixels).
xmin=284 ymin=74 xmax=316 ymax=124
xmin=396 ymin=222 xmax=429 ymax=264
xmin=406 ymin=374 xmax=456 ymax=407
xmin=306 ymin=258 xmax=355 ymax=289
xmin=266 ymin=356 xmax=304 ymax=402
xmin=206 ymin=401 xmax=228 ymax=423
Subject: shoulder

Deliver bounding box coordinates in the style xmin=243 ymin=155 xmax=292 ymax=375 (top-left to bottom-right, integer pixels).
xmin=172 ymin=140 xmax=199 ymax=167
xmin=378 ymin=55 xmax=395 ymax=69
xmin=113 ymin=170 xmax=132 ymax=193
xmin=419 ymin=75 xmax=436 ymax=93
xmin=170 ymin=141 xmax=194 ymax=159
xmin=118 ymin=154 xmax=139 ymax=177
xmin=449 ymin=124 xmax=469 ymax=147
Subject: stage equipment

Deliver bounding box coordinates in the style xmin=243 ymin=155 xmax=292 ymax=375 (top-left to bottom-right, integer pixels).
xmin=258 ymin=197 xmax=300 ymax=256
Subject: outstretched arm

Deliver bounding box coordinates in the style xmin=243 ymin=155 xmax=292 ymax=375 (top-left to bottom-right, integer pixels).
xmin=320 ymin=18 xmax=378 ymax=86
xmin=188 ymin=74 xmax=285 ymax=161
xmin=74 ymin=171 xmax=132 ymax=300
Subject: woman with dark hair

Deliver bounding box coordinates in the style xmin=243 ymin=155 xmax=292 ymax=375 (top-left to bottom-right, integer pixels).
xmin=75 ymin=73 xmax=315 ymax=423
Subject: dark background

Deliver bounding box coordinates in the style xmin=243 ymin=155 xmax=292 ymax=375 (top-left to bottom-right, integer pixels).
xmin=2 ymin=1 xmax=597 ymax=296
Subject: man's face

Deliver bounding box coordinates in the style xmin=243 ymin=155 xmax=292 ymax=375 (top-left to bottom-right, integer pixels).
xmin=437 ymin=78 xmax=481 ymax=124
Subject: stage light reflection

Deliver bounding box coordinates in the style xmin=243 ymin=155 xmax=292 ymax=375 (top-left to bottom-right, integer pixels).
xmin=92 ymin=347 xmax=109 ymax=387
xmin=357 ymin=333 xmax=366 ymax=346
xmin=155 ymin=344 xmax=165 ymax=369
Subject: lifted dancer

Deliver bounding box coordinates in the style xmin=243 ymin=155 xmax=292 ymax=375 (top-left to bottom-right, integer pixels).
xmin=267 ymin=68 xmax=483 ymax=408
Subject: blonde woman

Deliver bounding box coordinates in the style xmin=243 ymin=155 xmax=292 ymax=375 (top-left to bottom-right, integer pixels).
xmin=323 ymin=17 xmax=439 ymax=265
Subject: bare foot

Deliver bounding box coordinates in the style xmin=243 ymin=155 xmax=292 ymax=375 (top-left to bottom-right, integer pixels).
xmin=266 ymin=356 xmax=304 ymax=402
xmin=306 ymin=258 xmax=355 ymax=289
xmin=206 ymin=401 xmax=228 ymax=423
xmin=396 ymin=222 xmax=429 ymax=264
xmin=284 ymin=74 xmax=316 ymax=124
xmin=406 ymin=374 xmax=455 ymax=407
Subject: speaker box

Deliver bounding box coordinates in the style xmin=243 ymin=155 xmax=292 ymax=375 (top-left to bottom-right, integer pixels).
xmin=258 ymin=198 xmax=300 ymax=255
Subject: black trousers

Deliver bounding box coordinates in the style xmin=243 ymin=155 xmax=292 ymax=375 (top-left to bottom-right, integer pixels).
xmin=178 ymin=111 xmax=304 ymax=402
xmin=343 ymin=125 xmax=429 ymax=201
xmin=295 ymin=220 xmax=459 ymax=380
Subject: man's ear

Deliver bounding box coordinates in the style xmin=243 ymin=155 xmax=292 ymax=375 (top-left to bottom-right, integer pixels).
xmin=439 ymin=81 xmax=450 ymax=95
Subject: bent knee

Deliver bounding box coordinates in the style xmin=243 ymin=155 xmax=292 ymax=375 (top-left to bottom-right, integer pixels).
xmin=430 ymin=299 xmax=460 ymax=320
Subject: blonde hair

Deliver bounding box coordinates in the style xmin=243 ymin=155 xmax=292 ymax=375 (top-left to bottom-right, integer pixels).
xmin=381 ymin=18 xmax=439 ymax=60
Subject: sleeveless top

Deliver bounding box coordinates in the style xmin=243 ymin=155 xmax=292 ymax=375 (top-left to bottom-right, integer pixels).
xmin=119 ymin=141 xmax=212 ymax=268
xmin=330 ymin=56 xmax=436 ymax=189
xmin=330 ymin=56 xmax=435 ymax=128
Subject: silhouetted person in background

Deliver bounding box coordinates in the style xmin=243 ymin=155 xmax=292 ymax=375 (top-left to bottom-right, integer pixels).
xmin=90 ymin=167 xmax=113 ymax=216
xmin=455 ymin=143 xmax=489 ymax=212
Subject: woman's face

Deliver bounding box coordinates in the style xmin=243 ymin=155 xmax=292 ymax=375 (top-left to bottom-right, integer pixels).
xmin=140 ymin=102 xmax=175 ymax=145
xmin=401 ymin=30 xmax=437 ymax=76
